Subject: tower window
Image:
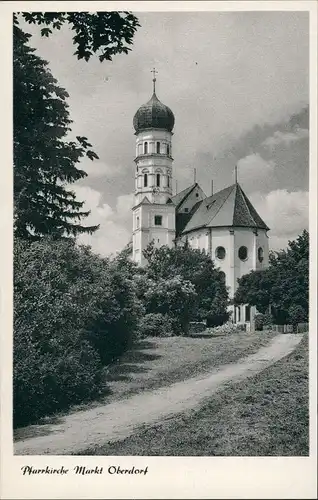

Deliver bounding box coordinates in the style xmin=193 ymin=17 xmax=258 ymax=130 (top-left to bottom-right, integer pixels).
xmin=184 ymin=208 xmax=189 ymax=213
xmin=154 ymin=215 xmax=162 ymax=226
xmin=167 ymin=144 xmax=170 ymax=156
xmin=238 ymin=246 xmax=248 ymax=261
xmin=167 ymin=176 xmax=170 ymax=188
xmin=156 ymin=174 xmax=160 ymax=187
xmin=136 ymin=216 xmax=140 ymax=229
xmin=144 ymin=173 xmax=148 ymax=187
xmin=156 ymin=141 xmax=160 ymax=154
xmin=144 ymin=142 xmax=148 ymax=154
xmin=258 ymin=247 xmax=264 ymax=262
xmin=215 ymin=246 xmax=226 ymax=260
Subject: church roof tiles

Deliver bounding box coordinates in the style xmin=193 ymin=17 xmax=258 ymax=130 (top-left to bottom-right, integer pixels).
xmin=182 ymin=183 xmax=269 ymax=233
xmin=167 ymin=183 xmax=197 ymax=208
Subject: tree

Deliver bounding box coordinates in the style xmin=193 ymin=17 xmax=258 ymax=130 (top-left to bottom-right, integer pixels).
xmin=144 ymin=275 xmax=197 ymax=334
xmin=14 ymin=237 xmax=143 ymax=426
xmin=143 ymin=243 xmax=229 ymax=323
xmin=235 ymin=230 xmax=309 ymax=325
xmin=13 ymin=12 xmax=140 ymax=239
xmin=15 ymin=12 xmax=140 ymax=62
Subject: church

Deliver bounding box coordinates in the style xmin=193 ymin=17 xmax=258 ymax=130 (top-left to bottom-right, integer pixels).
xmin=131 ymin=74 xmax=270 ymax=324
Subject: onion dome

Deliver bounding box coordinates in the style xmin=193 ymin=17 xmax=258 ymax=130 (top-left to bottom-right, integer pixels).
xmin=133 ymin=92 xmax=175 ymax=134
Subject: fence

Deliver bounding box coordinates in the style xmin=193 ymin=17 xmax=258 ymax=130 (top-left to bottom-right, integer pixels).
xmin=264 ymin=323 xmax=309 ymax=333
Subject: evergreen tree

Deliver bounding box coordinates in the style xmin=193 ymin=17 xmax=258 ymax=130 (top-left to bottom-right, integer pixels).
xmin=13 ymin=12 xmax=140 ymax=239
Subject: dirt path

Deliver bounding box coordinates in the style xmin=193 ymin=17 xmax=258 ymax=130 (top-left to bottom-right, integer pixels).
xmin=14 ymin=333 xmax=303 ymax=455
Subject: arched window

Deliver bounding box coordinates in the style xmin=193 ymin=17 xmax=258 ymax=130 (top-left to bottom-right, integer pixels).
xmin=156 ymin=174 xmax=160 ymax=187
xmin=156 ymin=141 xmax=160 ymax=154
xmin=136 ymin=216 xmax=140 ymax=229
xmin=215 ymin=246 xmax=226 ymax=260
xmin=144 ymin=173 xmax=148 ymax=187
xmin=238 ymin=246 xmax=248 ymax=261
xmin=167 ymin=144 xmax=170 ymax=156
xmin=144 ymin=142 xmax=148 ymax=154
xmin=258 ymin=247 xmax=264 ymax=262
xmin=167 ymin=176 xmax=170 ymax=188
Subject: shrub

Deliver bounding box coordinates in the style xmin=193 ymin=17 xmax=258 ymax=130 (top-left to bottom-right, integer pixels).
xmin=144 ymin=275 xmax=197 ymax=334
xmin=206 ymin=322 xmax=241 ymax=335
xmin=255 ymin=313 xmax=265 ymax=331
xmin=263 ymin=310 xmax=274 ymax=328
xmin=14 ymin=237 xmax=142 ymax=426
xmin=137 ymin=313 xmax=174 ymax=338
xmin=143 ymin=244 xmax=229 ymax=324
xmin=189 ymin=322 xmax=207 ymax=334
xmin=288 ymin=305 xmax=307 ymax=329
xmin=13 ymin=337 xmax=102 ymax=427
xmin=206 ymin=311 xmax=229 ymax=328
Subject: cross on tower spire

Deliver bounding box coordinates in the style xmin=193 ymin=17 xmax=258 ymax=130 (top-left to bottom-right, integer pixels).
xmin=151 ymin=67 xmax=158 ymax=93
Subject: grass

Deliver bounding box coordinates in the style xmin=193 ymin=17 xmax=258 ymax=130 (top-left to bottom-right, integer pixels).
xmin=14 ymin=330 xmax=277 ymax=440
xmin=81 ymin=334 xmax=309 ymax=457
xmin=102 ymin=330 xmax=277 ymax=401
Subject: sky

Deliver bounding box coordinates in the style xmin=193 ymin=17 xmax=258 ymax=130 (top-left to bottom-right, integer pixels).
xmin=24 ymin=10 xmax=309 ymax=256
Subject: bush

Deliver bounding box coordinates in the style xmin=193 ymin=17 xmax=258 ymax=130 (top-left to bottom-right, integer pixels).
xmin=14 ymin=337 xmax=102 ymax=427
xmin=189 ymin=322 xmax=207 ymax=334
xmin=206 ymin=311 xmax=229 ymax=328
xmin=14 ymin=238 xmax=142 ymax=426
xmin=143 ymin=244 xmax=229 ymax=325
xmin=206 ymin=322 xmax=241 ymax=335
xmin=263 ymin=310 xmax=274 ymax=328
xmin=255 ymin=313 xmax=264 ymax=331
xmin=144 ymin=275 xmax=197 ymax=334
xmin=288 ymin=305 xmax=307 ymax=328
xmin=137 ymin=313 xmax=174 ymax=338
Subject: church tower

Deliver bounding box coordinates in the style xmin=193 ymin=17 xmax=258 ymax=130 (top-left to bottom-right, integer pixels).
xmin=132 ymin=70 xmax=176 ymax=265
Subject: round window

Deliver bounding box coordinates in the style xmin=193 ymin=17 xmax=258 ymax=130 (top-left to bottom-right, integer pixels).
xmin=215 ymin=246 xmax=226 ymax=260
xmin=258 ymin=247 xmax=264 ymax=262
xmin=238 ymin=246 xmax=248 ymax=261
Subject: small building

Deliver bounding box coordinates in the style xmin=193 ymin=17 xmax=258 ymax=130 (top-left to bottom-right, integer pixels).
xmin=132 ymin=78 xmax=270 ymax=324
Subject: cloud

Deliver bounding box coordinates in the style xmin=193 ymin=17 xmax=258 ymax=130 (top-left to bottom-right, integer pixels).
xmin=262 ymin=128 xmax=309 ymax=150
xmin=28 ymin=12 xmax=309 ymax=204
xmin=115 ymin=194 xmax=134 ymax=220
xmin=249 ymin=189 xmax=309 ymax=250
xmin=237 ymin=153 xmax=275 ymax=191
xmin=70 ymin=185 xmax=132 ymax=256
xmin=77 ymin=159 xmax=124 ymax=179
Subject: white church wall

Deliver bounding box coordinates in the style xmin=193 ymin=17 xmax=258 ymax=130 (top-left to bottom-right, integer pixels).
xmin=184 ymin=226 xmax=269 ymax=300
xmin=254 ymin=229 xmax=269 ymax=270
xmin=210 ymin=228 xmax=234 ymax=295
xmin=133 ymin=202 xmax=175 ymax=266
xmin=135 ymin=129 xmax=172 ymax=159
xmin=234 ymin=229 xmax=256 ymax=291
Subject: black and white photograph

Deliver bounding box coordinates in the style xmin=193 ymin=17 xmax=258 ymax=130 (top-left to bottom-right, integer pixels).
xmin=1 ymin=1 xmax=317 ymax=499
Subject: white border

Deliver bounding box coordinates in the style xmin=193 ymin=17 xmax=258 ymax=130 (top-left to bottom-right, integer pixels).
xmin=1 ymin=2 xmax=317 ymax=499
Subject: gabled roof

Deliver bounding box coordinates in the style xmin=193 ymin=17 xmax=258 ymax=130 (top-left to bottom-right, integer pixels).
xmin=140 ymin=196 xmax=151 ymax=204
xmin=167 ymin=183 xmax=197 ymax=208
xmin=182 ymin=183 xmax=269 ymax=233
